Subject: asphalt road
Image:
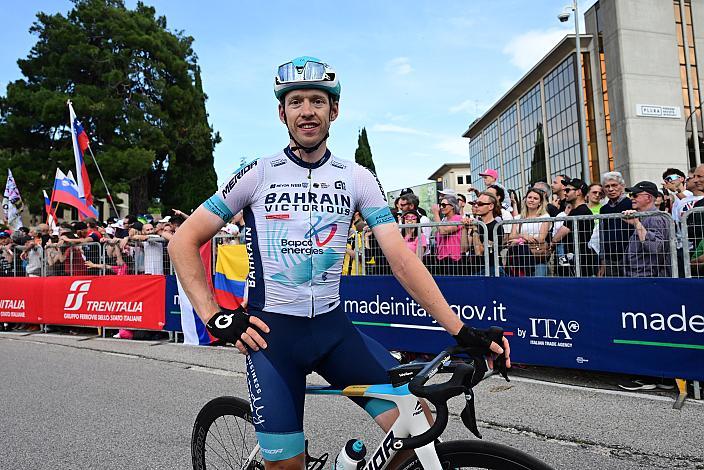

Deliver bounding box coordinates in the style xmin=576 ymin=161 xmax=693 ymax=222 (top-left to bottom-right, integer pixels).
xmin=0 ymin=332 xmax=701 ymax=470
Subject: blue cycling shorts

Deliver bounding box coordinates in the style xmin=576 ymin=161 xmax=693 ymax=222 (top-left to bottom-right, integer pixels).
xmin=245 ymin=305 xmax=398 ymax=461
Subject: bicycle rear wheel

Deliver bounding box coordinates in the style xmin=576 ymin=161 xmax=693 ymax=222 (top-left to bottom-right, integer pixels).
xmin=398 ymin=440 xmax=554 ymax=470
xmin=191 ymin=396 xmax=263 ymax=470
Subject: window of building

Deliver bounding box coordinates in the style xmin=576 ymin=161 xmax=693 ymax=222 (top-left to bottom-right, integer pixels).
xmin=519 ymin=83 xmax=547 ymax=185
xmin=598 ymin=36 xmax=614 ymax=171
xmin=469 ymin=136 xmax=484 ymax=187
xmin=545 ymin=55 xmax=582 ymax=180
xmin=582 ymin=51 xmax=599 ymax=181
xmin=674 ymin=0 xmax=703 ymax=167
xmin=499 ymin=103 xmax=522 ymax=191
xmin=483 ymin=120 xmax=501 ymax=180
xmin=457 ymin=175 xmax=464 ymax=185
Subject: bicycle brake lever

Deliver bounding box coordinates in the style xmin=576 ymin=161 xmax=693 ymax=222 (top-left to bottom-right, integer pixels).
xmin=460 ymin=388 xmax=482 ymax=439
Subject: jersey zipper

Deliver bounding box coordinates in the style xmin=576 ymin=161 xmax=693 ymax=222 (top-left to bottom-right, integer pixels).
xmin=308 ymin=167 xmax=315 ymax=318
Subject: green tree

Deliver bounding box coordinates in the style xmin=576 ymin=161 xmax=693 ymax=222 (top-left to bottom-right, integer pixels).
xmin=354 ymin=127 xmax=376 ymax=173
xmin=0 ymin=0 xmax=219 ymax=216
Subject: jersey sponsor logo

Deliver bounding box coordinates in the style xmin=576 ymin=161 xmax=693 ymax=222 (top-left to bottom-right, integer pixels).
xmin=369 ymin=170 xmax=386 ymax=198
xmin=264 ymin=192 xmax=352 ymax=215
xmin=331 ymin=160 xmax=346 ymax=169
xmin=280 ymin=238 xmax=325 ymax=255
xmin=313 ymin=182 xmax=329 ymax=189
xmin=270 ymin=158 xmax=287 ymax=167
xmin=222 ymin=161 xmax=258 ymax=199
xmin=265 ymin=214 xmax=290 ymax=220
xmin=269 ymin=182 xmax=309 ymax=189
xmin=334 ymin=181 xmax=346 ymax=190
xmin=246 ymin=355 xmax=265 ymax=425
xmin=245 ymin=227 xmax=256 ymax=288
xmin=304 ymin=215 xmax=338 ymax=247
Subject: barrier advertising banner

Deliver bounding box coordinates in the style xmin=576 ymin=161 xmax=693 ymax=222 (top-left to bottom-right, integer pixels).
xmin=340 ymin=277 xmax=704 ymax=380
xmin=164 ymin=275 xmax=182 ymax=332
xmin=0 ymin=278 xmax=42 ymax=324
xmin=41 ymin=276 xmax=166 ymax=330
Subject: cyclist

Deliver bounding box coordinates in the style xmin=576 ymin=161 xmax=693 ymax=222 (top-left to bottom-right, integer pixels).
xmin=169 ymin=56 xmax=511 ymax=470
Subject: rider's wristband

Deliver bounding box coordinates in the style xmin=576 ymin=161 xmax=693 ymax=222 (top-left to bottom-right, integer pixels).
xmin=205 ymin=306 xmax=252 ymax=343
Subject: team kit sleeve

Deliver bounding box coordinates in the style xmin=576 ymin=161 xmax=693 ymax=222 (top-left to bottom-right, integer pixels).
xmin=203 ymin=160 xmax=261 ymax=222
xmin=353 ymin=164 xmax=395 ymax=229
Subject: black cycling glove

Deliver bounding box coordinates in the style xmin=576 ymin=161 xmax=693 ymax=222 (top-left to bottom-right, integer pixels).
xmin=454 ymin=325 xmax=509 ymax=382
xmin=206 ymin=306 xmax=259 ymax=343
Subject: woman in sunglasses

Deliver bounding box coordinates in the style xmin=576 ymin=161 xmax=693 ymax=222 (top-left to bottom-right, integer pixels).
xmin=466 ymin=192 xmax=504 ymax=275
xmin=431 ymin=195 xmax=463 ymax=275
xmin=505 ymin=188 xmax=551 ymax=276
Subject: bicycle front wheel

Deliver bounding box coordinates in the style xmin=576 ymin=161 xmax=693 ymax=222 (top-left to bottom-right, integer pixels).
xmin=191 ymin=396 xmax=262 ymax=470
xmin=398 ymin=440 xmax=554 ymax=470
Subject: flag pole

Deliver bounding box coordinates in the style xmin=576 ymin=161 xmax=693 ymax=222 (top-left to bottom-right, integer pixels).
xmin=85 ymin=144 xmax=119 ymax=217
xmin=67 ymin=99 xmax=119 ymax=218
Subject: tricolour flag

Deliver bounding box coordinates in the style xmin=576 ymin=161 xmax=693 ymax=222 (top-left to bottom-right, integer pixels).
xmin=213 ymin=244 xmax=249 ymax=309
xmin=2 ymin=169 xmax=23 ymax=230
xmin=177 ymin=241 xmax=215 ymax=346
xmin=52 ymin=168 xmax=98 ymax=219
xmin=68 ymin=101 xmax=94 ymax=207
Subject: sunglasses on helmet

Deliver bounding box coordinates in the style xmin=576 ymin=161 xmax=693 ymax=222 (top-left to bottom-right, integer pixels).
xmin=277 ymin=60 xmax=327 ymax=84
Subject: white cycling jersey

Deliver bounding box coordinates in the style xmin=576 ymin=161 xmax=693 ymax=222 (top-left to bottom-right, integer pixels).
xmin=204 ymin=147 xmax=394 ymax=317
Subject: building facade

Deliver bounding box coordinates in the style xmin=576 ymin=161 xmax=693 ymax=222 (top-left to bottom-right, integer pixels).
xmin=464 ymin=0 xmax=704 ymax=194
xmin=427 ymin=163 xmax=472 ymax=195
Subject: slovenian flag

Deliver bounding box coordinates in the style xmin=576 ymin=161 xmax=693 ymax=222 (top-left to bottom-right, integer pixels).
xmin=52 ymin=168 xmax=98 ymax=219
xmin=68 ymin=101 xmax=94 ymax=207
xmin=213 ymin=244 xmax=249 ymax=309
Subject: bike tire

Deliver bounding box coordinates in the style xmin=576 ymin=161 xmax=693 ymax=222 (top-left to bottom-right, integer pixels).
xmin=397 ymin=440 xmax=554 ymax=470
xmin=191 ymin=396 xmax=263 ymax=470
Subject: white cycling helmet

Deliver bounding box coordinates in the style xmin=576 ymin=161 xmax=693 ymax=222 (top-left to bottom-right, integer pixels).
xmin=274 ymin=56 xmax=341 ymax=101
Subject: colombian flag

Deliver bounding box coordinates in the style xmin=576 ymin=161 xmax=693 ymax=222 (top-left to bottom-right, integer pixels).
xmin=214 ymin=244 xmax=249 ymax=309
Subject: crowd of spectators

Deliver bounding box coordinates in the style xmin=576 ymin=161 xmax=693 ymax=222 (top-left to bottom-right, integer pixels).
xmin=352 ymin=163 xmax=704 ymax=279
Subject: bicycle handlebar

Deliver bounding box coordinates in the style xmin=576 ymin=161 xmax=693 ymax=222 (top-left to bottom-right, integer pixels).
xmin=391 ymin=346 xmax=496 ymax=451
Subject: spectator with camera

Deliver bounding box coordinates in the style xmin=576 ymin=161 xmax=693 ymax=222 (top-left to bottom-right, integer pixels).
xmin=551 ymin=177 xmax=598 ymax=276
xmin=598 ymin=171 xmax=634 ymax=277
xmin=622 ymin=181 xmax=671 ymax=277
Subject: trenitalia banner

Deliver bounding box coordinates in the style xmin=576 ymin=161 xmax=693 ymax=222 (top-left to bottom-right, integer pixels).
xmin=0 ymin=278 xmax=42 ymax=324
xmin=340 ymin=277 xmax=704 ymax=380
xmin=0 ymin=276 xmax=165 ymax=330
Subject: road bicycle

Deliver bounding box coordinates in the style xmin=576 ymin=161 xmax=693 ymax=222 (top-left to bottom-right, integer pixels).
xmin=191 ymin=345 xmax=554 ymax=470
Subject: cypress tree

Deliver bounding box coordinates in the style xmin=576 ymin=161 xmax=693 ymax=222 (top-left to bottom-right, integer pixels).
xmin=354 ymin=127 xmax=376 ymax=173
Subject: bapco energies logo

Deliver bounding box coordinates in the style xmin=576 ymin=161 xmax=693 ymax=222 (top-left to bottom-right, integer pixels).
xmin=64 ymin=280 xmax=92 ymax=311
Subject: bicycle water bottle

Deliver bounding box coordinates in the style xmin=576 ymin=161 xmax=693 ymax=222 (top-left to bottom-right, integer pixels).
xmin=334 ymin=439 xmax=367 ymax=470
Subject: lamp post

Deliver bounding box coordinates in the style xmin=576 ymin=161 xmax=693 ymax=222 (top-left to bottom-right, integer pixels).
xmin=560 ymin=1 xmax=591 ymax=182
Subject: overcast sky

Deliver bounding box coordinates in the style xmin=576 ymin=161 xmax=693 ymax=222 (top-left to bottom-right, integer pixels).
xmin=0 ymin=0 xmax=596 ymax=193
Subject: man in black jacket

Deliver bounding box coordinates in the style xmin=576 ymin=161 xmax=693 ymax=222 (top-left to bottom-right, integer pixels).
xmin=598 ymin=171 xmax=634 ymax=277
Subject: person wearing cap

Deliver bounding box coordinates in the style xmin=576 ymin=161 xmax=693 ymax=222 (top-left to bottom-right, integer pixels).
xmin=622 ymin=181 xmax=671 ymax=277
xmin=479 ymin=169 xmax=512 ymax=212
xmin=551 ymin=177 xmax=598 ymax=276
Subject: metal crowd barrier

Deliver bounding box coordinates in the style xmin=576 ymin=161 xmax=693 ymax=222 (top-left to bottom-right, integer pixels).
xmin=681 ymin=206 xmax=704 ymax=278
xmin=354 ymin=221 xmax=491 ymax=276
xmin=492 ymin=212 xmax=678 ymax=278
